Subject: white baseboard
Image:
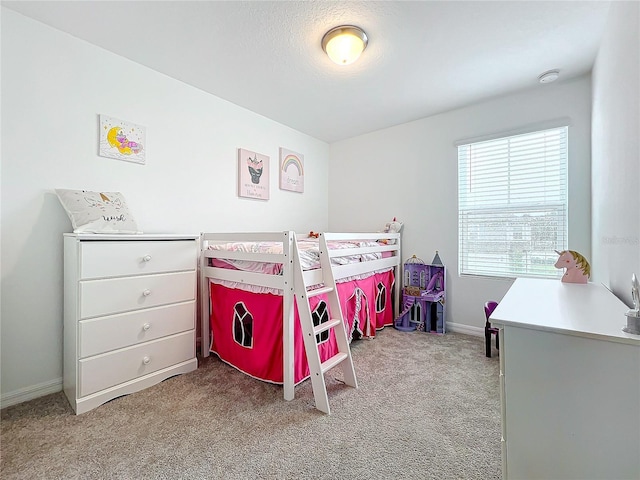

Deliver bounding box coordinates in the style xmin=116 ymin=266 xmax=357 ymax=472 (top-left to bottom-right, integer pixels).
xmin=447 ymin=322 xmax=484 ymax=337
xmin=1 ymin=377 xmax=62 ymax=409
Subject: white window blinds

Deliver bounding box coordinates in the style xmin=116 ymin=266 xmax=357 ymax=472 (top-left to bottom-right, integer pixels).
xmin=458 ymin=126 xmax=568 ymax=279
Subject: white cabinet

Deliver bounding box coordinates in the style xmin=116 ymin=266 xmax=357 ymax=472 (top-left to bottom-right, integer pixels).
xmin=63 ymin=233 xmax=199 ymax=414
xmin=491 ymin=278 xmax=640 ymax=480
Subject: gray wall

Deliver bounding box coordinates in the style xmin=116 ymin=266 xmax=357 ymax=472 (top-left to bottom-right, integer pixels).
xmin=1 ymin=10 xmax=330 ymax=404
xmin=591 ymin=0 xmax=640 ymax=306
xmin=329 ymin=76 xmax=592 ymax=332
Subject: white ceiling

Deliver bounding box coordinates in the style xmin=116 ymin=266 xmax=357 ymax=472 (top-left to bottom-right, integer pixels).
xmin=3 ymin=1 xmax=611 ymax=143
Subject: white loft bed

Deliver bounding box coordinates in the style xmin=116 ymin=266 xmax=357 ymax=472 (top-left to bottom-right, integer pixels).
xmin=199 ymin=231 xmax=401 ymax=402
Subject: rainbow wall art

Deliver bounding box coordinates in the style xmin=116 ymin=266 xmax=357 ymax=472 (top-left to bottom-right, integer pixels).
xmin=279 ymin=148 xmax=304 ymax=193
xmin=99 ymin=115 xmax=146 ymax=164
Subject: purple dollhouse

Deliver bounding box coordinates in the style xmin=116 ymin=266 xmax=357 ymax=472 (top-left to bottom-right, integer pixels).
xmin=395 ymin=252 xmax=446 ymax=334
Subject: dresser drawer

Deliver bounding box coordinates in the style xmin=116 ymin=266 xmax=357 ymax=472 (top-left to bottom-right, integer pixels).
xmin=78 ymin=330 xmax=195 ymax=397
xmin=79 ymin=271 xmax=195 ymax=319
xmin=79 ymin=240 xmax=197 ymax=279
xmin=79 ymin=301 xmax=195 ymax=358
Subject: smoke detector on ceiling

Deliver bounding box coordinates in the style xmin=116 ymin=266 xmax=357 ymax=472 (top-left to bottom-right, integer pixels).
xmin=538 ymin=69 xmax=560 ymax=84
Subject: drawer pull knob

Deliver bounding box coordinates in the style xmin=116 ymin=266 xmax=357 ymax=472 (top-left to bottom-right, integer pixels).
xmin=143 ymin=323 xmax=151 ymax=331
xmin=143 ymin=255 xmax=152 ymax=262
xmin=143 ymin=289 xmax=152 ymax=297
xmin=143 ymin=356 xmax=151 ymax=365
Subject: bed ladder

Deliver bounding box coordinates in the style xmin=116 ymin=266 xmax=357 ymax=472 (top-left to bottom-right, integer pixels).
xmin=292 ymin=233 xmax=357 ymax=414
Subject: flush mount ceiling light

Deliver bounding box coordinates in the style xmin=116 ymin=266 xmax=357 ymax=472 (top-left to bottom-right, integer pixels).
xmin=538 ymin=69 xmax=560 ymax=84
xmin=321 ymin=25 xmax=368 ymax=66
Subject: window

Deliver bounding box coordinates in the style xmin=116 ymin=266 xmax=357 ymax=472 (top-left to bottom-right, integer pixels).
xmin=375 ymin=282 xmax=386 ymax=313
xmin=312 ymin=301 xmax=330 ymax=344
xmin=458 ymin=126 xmax=568 ymax=279
xmin=233 ymin=302 xmax=253 ymax=348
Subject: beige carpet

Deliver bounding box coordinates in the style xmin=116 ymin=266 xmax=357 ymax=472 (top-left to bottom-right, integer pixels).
xmin=1 ymin=329 xmax=501 ymax=479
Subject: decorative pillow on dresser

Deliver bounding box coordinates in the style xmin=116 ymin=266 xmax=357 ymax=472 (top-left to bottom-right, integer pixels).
xmin=55 ymin=189 xmax=141 ymax=233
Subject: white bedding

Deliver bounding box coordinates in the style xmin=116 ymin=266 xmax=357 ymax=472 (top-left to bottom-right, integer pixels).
xmin=207 ymin=238 xmax=382 ymax=273
xmin=207 ymin=238 xmax=388 ymax=294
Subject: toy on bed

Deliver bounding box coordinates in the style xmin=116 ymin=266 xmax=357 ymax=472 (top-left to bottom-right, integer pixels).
xmin=379 ymin=217 xmax=403 ymax=244
xmin=395 ymin=252 xmax=446 ymax=334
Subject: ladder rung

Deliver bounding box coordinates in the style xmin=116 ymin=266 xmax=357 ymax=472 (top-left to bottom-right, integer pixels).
xmin=320 ymin=352 xmax=348 ymax=374
xmin=313 ymin=318 xmax=341 ymax=336
xmin=307 ymin=286 xmax=334 ymax=298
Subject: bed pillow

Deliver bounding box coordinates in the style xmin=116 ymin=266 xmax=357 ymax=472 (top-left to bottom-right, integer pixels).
xmin=55 ymin=189 xmax=141 ymax=234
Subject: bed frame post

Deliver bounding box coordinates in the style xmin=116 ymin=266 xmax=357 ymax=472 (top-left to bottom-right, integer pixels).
xmin=200 ymin=233 xmax=210 ymax=358
xmin=282 ymin=231 xmax=295 ymax=401
xmin=395 ymin=236 xmax=402 ymax=319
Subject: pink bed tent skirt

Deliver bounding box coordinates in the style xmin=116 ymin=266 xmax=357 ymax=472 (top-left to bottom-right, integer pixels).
xmin=209 ymin=270 xmax=394 ymax=384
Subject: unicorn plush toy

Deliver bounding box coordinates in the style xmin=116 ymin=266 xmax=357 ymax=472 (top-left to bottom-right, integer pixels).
xmin=554 ymin=250 xmax=591 ymax=284
xmin=379 ymin=217 xmax=403 ymax=244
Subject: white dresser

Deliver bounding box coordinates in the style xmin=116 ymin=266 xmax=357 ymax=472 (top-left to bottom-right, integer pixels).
xmin=63 ymin=233 xmax=199 ymax=414
xmin=491 ymin=278 xmax=640 ymax=480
